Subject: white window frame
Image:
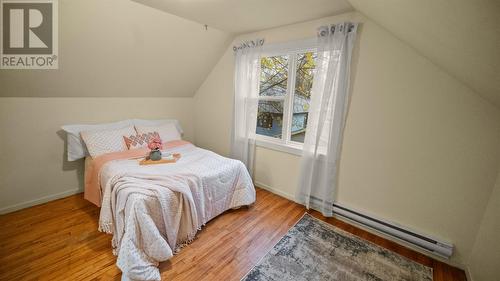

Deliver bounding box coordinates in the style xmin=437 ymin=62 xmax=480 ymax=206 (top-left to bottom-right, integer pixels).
xmin=255 ymin=38 xmax=317 ymax=156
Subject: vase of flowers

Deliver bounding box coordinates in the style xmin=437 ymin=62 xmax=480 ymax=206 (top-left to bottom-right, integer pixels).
xmin=148 ymin=136 xmax=163 ymax=161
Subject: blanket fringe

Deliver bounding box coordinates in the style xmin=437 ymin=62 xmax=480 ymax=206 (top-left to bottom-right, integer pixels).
xmin=98 ymin=222 xmax=114 ymax=234
xmin=173 ymin=225 xmax=205 ymax=254
xmin=173 ymin=232 xmax=197 ymax=254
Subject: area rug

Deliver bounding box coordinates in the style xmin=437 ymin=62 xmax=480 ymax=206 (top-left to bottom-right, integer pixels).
xmin=242 ymin=214 xmax=432 ymax=281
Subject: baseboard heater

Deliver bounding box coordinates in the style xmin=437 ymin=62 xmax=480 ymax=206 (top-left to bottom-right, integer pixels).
xmin=332 ymin=203 xmax=454 ymax=259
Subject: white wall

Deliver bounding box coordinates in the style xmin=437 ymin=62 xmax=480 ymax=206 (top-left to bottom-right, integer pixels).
xmin=0 ymin=97 xmax=194 ymax=214
xmin=468 ymin=169 xmax=500 ymax=281
xmin=193 ymin=12 xmax=500 ymax=266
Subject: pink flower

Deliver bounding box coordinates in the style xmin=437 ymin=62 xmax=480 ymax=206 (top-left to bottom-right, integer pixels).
xmin=148 ymin=136 xmax=163 ymax=150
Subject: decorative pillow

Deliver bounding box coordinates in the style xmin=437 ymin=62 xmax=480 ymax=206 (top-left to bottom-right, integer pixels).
xmin=80 ymin=126 xmax=136 ymax=158
xmin=135 ymin=123 xmax=181 ymax=143
xmin=123 ymin=131 xmax=160 ymax=150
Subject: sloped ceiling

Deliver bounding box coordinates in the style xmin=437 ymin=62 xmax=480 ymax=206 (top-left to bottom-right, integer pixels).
xmin=348 ymin=0 xmax=500 ymax=108
xmin=132 ymin=0 xmax=354 ymax=34
xmin=0 ymin=0 xmax=231 ymax=97
xmin=2 ymin=0 xmax=498 ymax=105
xmin=131 ymin=0 xmax=500 ymax=108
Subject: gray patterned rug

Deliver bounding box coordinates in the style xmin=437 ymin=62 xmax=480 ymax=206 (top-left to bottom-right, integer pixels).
xmin=242 ymin=214 xmax=432 ymax=281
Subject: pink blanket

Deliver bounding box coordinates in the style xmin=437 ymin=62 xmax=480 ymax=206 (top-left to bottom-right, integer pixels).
xmin=84 ymin=140 xmax=191 ymax=206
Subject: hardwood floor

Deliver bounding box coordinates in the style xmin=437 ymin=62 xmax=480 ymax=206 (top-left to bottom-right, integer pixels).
xmin=0 ymin=188 xmax=466 ymax=281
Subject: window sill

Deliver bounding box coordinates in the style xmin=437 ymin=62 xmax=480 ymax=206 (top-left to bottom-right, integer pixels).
xmin=255 ymin=139 xmax=303 ymax=156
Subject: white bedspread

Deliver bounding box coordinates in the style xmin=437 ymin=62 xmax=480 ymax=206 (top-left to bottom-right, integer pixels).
xmin=97 ymin=143 xmax=255 ymax=280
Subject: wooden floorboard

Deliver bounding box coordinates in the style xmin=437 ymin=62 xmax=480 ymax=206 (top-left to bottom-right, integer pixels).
xmin=0 ymin=188 xmax=466 ymax=280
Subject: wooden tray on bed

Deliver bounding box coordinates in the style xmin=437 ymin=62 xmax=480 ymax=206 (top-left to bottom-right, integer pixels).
xmin=139 ymin=153 xmax=181 ymax=165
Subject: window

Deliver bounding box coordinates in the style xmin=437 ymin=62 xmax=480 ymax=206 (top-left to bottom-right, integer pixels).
xmin=256 ymin=49 xmax=317 ymax=150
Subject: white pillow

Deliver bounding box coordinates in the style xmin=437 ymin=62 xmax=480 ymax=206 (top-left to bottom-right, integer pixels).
xmin=135 ymin=123 xmax=181 ymax=143
xmin=132 ymin=119 xmax=183 ymax=135
xmin=80 ymin=126 xmax=136 ymax=158
xmin=61 ymin=120 xmax=133 ymax=161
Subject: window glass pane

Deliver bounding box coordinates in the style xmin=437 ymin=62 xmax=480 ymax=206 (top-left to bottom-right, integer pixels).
xmin=259 ymin=56 xmax=288 ymax=97
xmin=291 ymin=52 xmax=316 ymax=143
xmin=256 ymin=100 xmax=284 ymax=139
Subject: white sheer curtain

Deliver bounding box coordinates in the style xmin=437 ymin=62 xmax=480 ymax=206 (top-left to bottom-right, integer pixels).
xmin=231 ymin=39 xmax=264 ymax=176
xmin=296 ymin=22 xmax=358 ymax=216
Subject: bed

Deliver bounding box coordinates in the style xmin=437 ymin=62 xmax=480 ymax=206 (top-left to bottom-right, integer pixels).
xmin=83 ymin=140 xmax=255 ymax=280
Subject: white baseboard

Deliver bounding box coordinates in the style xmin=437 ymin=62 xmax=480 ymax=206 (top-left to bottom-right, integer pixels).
xmin=0 ymin=188 xmax=82 ymax=215
xmin=465 ymin=266 xmax=474 ymax=281
xmin=254 ymin=181 xmax=296 ymax=202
